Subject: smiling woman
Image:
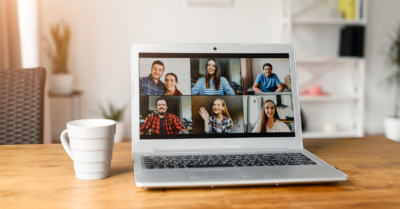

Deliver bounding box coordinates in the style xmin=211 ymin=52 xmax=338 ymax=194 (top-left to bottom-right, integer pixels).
xmin=191 ymin=58 xmax=235 ymax=95
xmin=252 ymin=100 xmax=291 ymax=133
xmin=199 ymin=98 xmax=233 ymax=134
xmin=164 ymin=73 xmax=182 ymax=95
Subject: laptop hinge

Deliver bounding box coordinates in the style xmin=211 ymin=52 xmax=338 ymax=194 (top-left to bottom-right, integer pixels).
xmin=151 ymin=147 xmax=287 ymax=154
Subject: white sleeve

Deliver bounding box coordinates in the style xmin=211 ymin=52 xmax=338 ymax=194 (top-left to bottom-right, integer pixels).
xmin=277 ymin=120 xmax=291 ymax=132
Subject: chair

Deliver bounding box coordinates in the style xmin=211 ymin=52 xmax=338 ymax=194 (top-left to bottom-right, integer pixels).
xmin=0 ymin=68 xmax=46 ymax=144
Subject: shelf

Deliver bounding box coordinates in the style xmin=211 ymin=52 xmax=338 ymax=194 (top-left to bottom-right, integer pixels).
xmin=302 ymin=131 xmax=359 ymax=138
xmin=293 ymin=18 xmax=366 ymax=25
xmin=284 ymin=0 xmax=367 ymax=138
xmin=299 ymin=95 xmax=359 ymax=102
xmin=297 ymin=56 xmax=363 ymax=64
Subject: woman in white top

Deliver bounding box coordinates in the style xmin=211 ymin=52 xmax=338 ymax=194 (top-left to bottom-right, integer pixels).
xmin=252 ymin=100 xmax=291 ymax=133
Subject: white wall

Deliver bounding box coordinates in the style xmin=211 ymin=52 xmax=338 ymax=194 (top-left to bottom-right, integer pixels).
xmin=180 ymin=96 xmax=192 ymax=123
xmin=39 ymin=0 xmax=283 ymax=140
xmin=149 ymin=96 xmax=158 ymax=111
xmin=40 ymin=0 xmax=398 ymax=139
xmin=230 ymin=107 xmax=245 ymax=133
xmin=229 ymin=59 xmax=241 ymax=84
xmin=364 ymin=0 xmax=400 ymax=134
xmin=198 ymin=59 xmax=207 ymax=75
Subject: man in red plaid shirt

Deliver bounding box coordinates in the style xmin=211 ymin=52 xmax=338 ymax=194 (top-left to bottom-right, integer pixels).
xmin=140 ymin=98 xmax=188 ymax=135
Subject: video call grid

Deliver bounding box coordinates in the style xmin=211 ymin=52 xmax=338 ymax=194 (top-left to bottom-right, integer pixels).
xmin=137 ymin=53 xmax=295 ymax=139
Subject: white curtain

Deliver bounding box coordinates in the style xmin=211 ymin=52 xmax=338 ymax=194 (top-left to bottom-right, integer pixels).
xmin=0 ymin=0 xmax=22 ymax=69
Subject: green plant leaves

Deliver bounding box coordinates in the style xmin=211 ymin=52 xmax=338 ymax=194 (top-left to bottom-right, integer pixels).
xmin=99 ymin=103 xmax=127 ymax=121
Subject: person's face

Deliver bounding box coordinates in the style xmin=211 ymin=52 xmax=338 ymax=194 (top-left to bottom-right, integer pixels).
xmin=165 ymin=75 xmax=177 ymax=90
xmin=263 ymin=66 xmax=272 ymax=77
xmin=264 ymin=102 xmax=275 ymax=118
xmin=213 ymin=100 xmax=223 ymax=115
xmin=157 ymin=100 xmax=168 ymax=115
xmin=151 ymin=64 xmax=164 ymax=80
xmin=207 ymin=60 xmax=216 ymax=75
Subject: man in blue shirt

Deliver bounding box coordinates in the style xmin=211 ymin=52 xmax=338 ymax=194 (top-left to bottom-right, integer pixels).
xmin=252 ymin=63 xmax=283 ymax=92
xmin=139 ymin=60 xmax=166 ymax=95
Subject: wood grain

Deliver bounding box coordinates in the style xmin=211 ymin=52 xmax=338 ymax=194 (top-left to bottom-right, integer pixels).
xmin=1 ymin=136 xmax=400 ymax=209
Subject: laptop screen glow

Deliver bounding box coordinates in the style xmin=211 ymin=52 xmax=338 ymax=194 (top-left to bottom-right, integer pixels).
xmin=138 ymin=53 xmax=295 ymax=140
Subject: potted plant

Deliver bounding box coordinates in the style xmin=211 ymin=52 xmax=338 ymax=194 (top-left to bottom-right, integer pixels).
xmin=383 ymin=23 xmax=400 ymax=141
xmin=44 ymin=21 xmax=73 ymax=94
xmin=100 ymin=103 xmax=127 ymax=143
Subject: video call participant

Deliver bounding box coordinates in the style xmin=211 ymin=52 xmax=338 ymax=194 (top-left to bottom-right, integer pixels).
xmin=252 ymin=100 xmax=291 ymax=133
xmin=164 ymin=73 xmax=182 ymax=95
xmin=139 ymin=60 xmax=166 ymax=95
xmin=199 ymin=98 xmax=232 ymax=134
xmin=192 ymin=59 xmax=235 ymax=95
xmin=140 ymin=98 xmax=188 ymax=134
xmin=252 ymin=63 xmax=284 ymax=93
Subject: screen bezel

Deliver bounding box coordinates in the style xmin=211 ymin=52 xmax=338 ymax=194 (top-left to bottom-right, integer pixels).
xmin=131 ymin=43 xmax=303 ymax=153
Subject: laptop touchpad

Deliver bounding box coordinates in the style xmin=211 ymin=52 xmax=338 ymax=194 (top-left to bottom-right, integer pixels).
xmin=186 ymin=169 xmax=245 ymax=180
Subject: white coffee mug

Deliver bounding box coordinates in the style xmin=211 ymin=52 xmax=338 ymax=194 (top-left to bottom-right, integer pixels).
xmin=60 ymin=119 xmax=116 ymax=180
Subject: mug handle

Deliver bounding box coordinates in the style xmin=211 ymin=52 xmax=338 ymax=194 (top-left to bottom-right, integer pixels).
xmin=60 ymin=129 xmax=73 ymax=160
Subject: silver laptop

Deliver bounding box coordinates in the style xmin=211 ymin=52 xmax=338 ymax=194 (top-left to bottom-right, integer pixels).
xmin=131 ymin=43 xmax=347 ymax=188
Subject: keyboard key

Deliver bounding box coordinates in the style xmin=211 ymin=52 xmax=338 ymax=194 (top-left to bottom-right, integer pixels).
xmin=142 ymin=153 xmax=318 ymax=169
xmin=166 ymin=164 xmax=175 ymax=168
xmin=288 ymin=162 xmax=301 ymax=165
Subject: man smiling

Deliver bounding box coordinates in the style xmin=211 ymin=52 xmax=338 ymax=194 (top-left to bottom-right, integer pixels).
xmin=139 ymin=60 xmax=166 ymax=95
xmin=252 ymin=63 xmax=283 ymax=93
xmin=140 ymin=98 xmax=188 ymax=135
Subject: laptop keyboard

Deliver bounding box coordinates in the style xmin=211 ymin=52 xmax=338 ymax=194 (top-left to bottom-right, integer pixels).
xmin=142 ymin=153 xmax=317 ymax=169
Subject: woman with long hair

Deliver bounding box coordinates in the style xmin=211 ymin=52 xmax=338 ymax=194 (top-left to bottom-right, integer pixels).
xmin=191 ymin=59 xmax=235 ymax=95
xmin=199 ymin=98 xmax=233 ymax=134
xmin=164 ymin=73 xmax=182 ymax=95
xmin=252 ymin=100 xmax=291 ymax=133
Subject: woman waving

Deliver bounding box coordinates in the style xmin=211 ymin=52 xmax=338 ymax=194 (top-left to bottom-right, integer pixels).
xmin=199 ymin=98 xmax=232 ymax=134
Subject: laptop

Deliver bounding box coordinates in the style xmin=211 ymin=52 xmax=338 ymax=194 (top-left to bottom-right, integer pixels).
xmin=131 ymin=43 xmax=348 ymax=188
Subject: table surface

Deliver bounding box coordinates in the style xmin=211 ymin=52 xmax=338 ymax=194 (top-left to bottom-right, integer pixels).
xmin=1 ymin=136 xmax=400 ymax=209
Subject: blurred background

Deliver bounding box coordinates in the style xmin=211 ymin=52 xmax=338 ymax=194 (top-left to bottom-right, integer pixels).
xmin=2 ymin=0 xmax=399 ymax=143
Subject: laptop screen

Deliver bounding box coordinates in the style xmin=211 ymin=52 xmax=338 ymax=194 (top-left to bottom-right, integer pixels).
xmin=138 ymin=53 xmax=295 ymax=140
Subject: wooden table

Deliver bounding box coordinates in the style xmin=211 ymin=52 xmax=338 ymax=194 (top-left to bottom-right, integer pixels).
xmin=1 ymin=136 xmax=400 ymax=208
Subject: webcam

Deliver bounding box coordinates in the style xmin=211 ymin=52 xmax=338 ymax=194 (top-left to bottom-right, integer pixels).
xmin=213 ymin=47 xmax=217 ymax=51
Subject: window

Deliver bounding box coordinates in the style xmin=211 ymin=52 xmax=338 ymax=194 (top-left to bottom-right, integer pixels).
xmin=17 ymin=0 xmax=39 ymax=68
